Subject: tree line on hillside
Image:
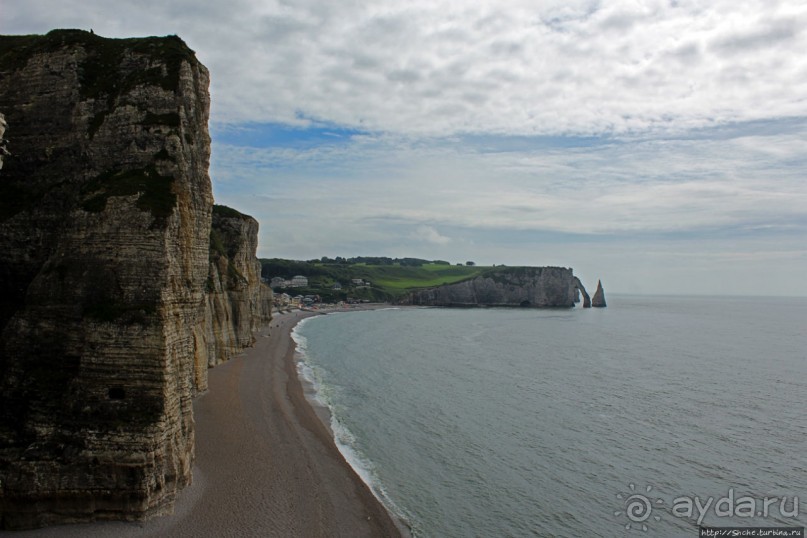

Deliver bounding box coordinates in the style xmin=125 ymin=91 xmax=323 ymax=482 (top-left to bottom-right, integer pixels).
xmin=259 ymin=257 xmax=477 ymax=282
xmin=315 ymin=256 xmax=451 ymax=266
xmin=258 ymin=257 xmax=478 ymax=283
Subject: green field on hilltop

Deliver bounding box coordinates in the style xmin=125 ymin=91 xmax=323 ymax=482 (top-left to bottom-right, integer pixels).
xmin=357 ymin=263 xmax=485 ymax=290
xmin=260 ymin=257 xmax=488 ymax=302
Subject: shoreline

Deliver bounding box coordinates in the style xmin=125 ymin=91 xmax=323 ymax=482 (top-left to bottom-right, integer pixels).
xmin=278 ymin=306 xmax=411 ymax=537
xmin=289 ymin=306 xmax=413 ymax=536
xmin=9 ymin=305 xmax=405 ymax=537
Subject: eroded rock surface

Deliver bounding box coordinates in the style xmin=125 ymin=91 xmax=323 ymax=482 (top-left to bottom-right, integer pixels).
xmin=0 ymin=30 xmax=212 ymax=529
xmin=192 ymin=205 xmax=273 ymax=392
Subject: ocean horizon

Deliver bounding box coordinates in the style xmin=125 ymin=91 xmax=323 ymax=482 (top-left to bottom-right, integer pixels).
xmin=293 ymin=295 xmax=807 ymax=537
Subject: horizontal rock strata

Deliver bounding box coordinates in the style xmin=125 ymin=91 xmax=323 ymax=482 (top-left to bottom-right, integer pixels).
xmin=192 ymin=205 xmax=273 ymax=393
xmin=0 ymin=30 xmax=213 ymax=529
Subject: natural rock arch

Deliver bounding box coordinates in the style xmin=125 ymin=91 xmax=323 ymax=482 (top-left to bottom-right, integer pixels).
xmin=572 ymin=277 xmax=591 ymax=308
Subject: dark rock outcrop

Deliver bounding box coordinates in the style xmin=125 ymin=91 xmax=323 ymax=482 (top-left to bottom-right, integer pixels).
xmin=591 ymin=279 xmax=607 ymax=308
xmin=0 ymin=30 xmax=269 ymax=530
xmin=407 ymin=267 xmax=588 ymax=308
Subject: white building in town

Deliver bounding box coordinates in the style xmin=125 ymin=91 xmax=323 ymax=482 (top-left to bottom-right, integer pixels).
xmin=290 ymin=275 xmax=309 ymax=288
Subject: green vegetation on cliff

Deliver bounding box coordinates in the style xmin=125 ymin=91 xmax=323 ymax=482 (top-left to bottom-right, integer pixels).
xmin=81 ymin=165 xmax=176 ymax=225
xmin=212 ymin=204 xmax=251 ymax=220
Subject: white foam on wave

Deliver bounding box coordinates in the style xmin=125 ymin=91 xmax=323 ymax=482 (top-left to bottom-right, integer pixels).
xmin=329 ymin=414 xmax=411 ymax=529
xmin=329 ymin=417 xmax=377 ymax=492
xmin=291 ymin=319 xmax=331 ymax=410
xmin=290 ymin=317 xmax=310 ymax=351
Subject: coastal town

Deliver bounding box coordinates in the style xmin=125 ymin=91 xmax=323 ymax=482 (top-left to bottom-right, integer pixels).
xmin=264 ymin=273 xmax=374 ymax=309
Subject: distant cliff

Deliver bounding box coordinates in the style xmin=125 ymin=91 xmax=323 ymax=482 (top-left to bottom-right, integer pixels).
xmin=192 ymin=205 xmax=272 ymax=392
xmin=0 ymin=30 xmax=269 ymax=529
xmin=406 ymin=267 xmax=590 ymax=308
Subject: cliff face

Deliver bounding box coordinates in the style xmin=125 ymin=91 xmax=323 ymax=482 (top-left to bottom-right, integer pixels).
xmin=192 ymin=206 xmax=273 ymax=393
xmin=407 ymin=267 xmax=589 ymax=308
xmin=0 ymin=31 xmax=213 ymax=529
xmin=0 ymin=112 xmax=7 ymax=169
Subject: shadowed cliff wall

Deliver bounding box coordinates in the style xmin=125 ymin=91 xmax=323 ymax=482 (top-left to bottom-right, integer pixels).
xmin=0 ymin=30 xmax=212 ymax=529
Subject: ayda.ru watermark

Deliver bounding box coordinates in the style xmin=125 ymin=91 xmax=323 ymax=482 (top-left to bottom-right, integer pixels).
xmin=615 ymin=484 xmax=800 ymax=531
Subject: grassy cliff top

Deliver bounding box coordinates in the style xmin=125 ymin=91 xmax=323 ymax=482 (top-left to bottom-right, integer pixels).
xmin=0 ymin=29 xmax=199 ymax=96
xmin=213 ymin=204 xmax=253 ymax=220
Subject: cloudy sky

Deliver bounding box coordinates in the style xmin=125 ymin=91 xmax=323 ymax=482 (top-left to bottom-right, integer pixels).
xmin=6 ymin=0 xmax=807 ymax=295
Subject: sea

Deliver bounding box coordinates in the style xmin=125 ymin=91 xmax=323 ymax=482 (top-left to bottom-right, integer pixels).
xmin=291 ymin=296 xmax=807 ymax=537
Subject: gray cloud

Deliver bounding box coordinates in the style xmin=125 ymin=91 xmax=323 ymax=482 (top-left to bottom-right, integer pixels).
xmin=710 ymin=16 xmax=802 ymax=54
xmin=7 ymin=0 xmax=806 ymax=136
xmin=204 ymin=115 xmax=807 ymax=294
xmin=212 ymin=122 xmax=807 ymax=238
xmin=7 ymin=0 xmax=807 ymax=294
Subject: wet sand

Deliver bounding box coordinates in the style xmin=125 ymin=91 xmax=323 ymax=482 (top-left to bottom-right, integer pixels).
xmin=11 ymin=308 xmax=403 ymax=537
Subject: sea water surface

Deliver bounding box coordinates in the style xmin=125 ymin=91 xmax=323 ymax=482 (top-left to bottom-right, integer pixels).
xmin=292 ymin=296 xmax=807 ymax=537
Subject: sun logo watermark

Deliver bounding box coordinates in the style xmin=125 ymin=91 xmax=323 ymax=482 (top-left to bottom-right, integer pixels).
xmin=615 ymin=483 xmax=664 ymax=531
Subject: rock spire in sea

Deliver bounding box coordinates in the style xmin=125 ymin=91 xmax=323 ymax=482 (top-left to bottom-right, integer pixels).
xmin=592 ymin=280 xmax=607 ymax=308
